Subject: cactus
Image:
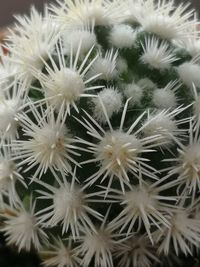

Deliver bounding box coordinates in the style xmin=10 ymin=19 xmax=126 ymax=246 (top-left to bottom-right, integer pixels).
xmin=1 ymin=0 xmax=200 ymax=266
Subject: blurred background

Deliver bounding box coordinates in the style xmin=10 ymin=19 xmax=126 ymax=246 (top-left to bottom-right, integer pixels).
xmin=0 ymin=0 xmax=199 ymax=27
xmin=0 ymin=0 xmax=52 ymax=27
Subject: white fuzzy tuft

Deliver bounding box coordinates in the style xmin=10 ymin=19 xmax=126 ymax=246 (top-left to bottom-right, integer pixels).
xmin=193 ymin=93 xmax=200 ymax=122
xmin=0 ymin=52 xmax=20 ymax=89
xmin=95 ymin=130 xmax=142 ymax=176
xmin=140 ymin=37 xmax=177 ymax=70
xmin=114 ymin=234 xmax=159 ymax=267
xmin=142 ymin=113 xmax=176 ymax=141
xmin=109 ymin=24 xmax=136 ymax=49
xmin=166 ymin=123 xmax=200 ymax=200
xmin=62 ymin=26 xmax=97 ymax=56
xmin=50 ymin=186 xmax=94 ymax=236
xmin=173 ymin=23 xmax=200 ymax=58
xmin=178 ymin=143 xmax=200 ymax=183
xmin=78 ymin=226 xmax=115 ymax=267
xmin=41 ymin=238 xmax=81 ymax=267
xmin=0 ymin=80 xmax=25 ymax=140
xmin=153 ymin=89 xmax=176 ymax=109
xmin=34 ymin=42 xmax=102 ymax=114
xmin=2 ymin=200 xmax=47 ymax=252
xmin=0 ymin=161 xmax=16 ymax=190
xmin=43 ymin=68 xmax=85 ymax=112
xmin=77 ymin=101 xmax=160 ymax=194
xmin=124 ymin=82 xmax=143 ymax=107
xmin=177 ymin=61 xmax=200 ymax=88
xmin=0 ymin=146 xmax=25 ymax=205
xmin=88 ymin=49 xmax=118 ymax=80
xmin=0 ymin=99 xmax=20 ymax=140
xmin=152 ymin=81 xmax=179 ymax=109
xmin=137 ymin=78 xmax=156 ymax=90
xmin=157 ymin=208 xmax=200 ymax=255
xmin=142 ymin=107 xmax=187 ymax=148
xmin=120 ymin=0 xmax=144 ymax=24
xmin=138 ymin=1 xmax=197 ymax=40
xmin=6 ymin=7 xmax=59 ymax=84
xmin=92 ymin=88 xmax=123 ymax=124
xmin=116 ymin=57 xmax=128 ymax=74
xmin=109 ymin=182 xmax=173 ymax=243
xmin=12 ymin=103 xmax=80 ymax=180
xmin=181 ymin=38 xmax=200 ymax=58
xmin=37 ymin=171 xmax=102 ymax=238
xmin=51 ymin=0 xmax=125 ymax=27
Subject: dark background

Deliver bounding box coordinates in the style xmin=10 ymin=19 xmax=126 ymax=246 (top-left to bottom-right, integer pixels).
xmin=0 ymin=0 xmax=200 ymax=27
xmin=0 ymin=0 xmax=52 ymax=27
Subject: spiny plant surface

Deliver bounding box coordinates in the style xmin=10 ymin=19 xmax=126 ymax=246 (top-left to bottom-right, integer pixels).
xmin=1 ymin=0 xmax=200 ymax=266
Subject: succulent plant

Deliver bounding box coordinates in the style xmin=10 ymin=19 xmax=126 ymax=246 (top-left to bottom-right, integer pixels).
xmin=1 ymin=0 xmax=200 ymax=266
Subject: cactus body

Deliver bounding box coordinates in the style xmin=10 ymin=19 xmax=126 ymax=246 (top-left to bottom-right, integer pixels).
xmin=0 ymin=1 xmax=200 ymax=266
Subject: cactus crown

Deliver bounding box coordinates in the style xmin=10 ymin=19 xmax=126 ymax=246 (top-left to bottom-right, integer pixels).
xmin=1 ymin=0 xmax=200 ymax=266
